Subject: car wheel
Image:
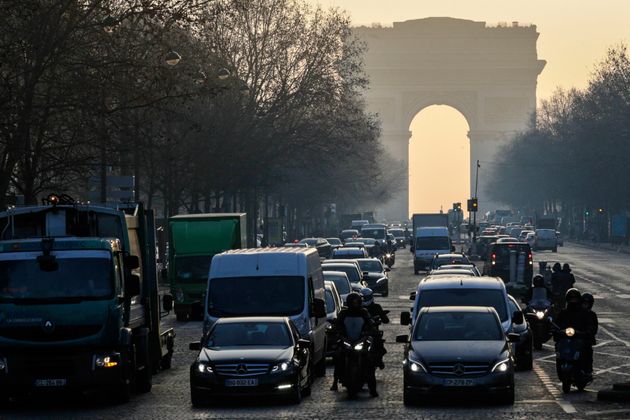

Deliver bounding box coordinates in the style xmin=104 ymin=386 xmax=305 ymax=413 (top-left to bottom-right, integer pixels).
xmin=191 ymin=387 xmax=207 ymax=407
xmin=518 ymin=352 xmax=533 ymax=371
xmin=315 ymin=354 xmax=326 ymax=377
xmin=500 ymin=388 xmax=515 ymax=405
xmin=382 ymin=290 xmax=389 ymax=297
xmin=403 ymin=388 xmax=420 ymax=406
xmin=288 ymin=382 xmax=302 ymax=404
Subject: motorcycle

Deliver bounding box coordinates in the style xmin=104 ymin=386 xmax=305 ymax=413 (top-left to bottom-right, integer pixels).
xmin=551 ymin=321 xmax=592 ymax=393
xmin=339 ymin=335 xmax=376 ymax=398
xmin=525 ymin=303 xmax=553 ymax=350
xmin=383 ymin=252 xmax=395 ymax=268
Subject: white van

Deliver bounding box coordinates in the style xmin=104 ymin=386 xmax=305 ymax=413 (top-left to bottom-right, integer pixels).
xmin=413 ymin=226 xmax=452 ymax=274
xmin=204 ymin=247 xmax=328 ymax=376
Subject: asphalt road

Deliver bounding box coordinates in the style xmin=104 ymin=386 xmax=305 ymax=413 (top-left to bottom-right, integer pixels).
xmin=3 ymin=244 xmax=630 ymax=419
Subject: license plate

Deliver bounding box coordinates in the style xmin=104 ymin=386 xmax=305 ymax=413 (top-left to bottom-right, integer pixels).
xmin=35 ymin=378 xmax=67 ymax=387
xmin=225 ymin=378 xmax=258 ymax=387
xmin=443 ymin=378 xmax=474 ymax=387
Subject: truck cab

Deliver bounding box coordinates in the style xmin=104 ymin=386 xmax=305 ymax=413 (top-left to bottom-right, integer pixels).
xmin=412 ymin=226 xmax=452 ymax=274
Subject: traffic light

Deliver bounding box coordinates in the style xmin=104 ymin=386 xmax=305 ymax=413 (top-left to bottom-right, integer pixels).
xmin=467 ymin=198 xmax=478 ymax=212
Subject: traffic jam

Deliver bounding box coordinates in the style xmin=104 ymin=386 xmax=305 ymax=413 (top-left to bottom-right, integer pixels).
xmin=0 ymin=198 xmax=621 ymax=417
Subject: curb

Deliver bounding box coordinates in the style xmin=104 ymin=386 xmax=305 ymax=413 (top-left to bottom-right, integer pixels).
xmin=567 ymin=241 xmax=630 ymax=255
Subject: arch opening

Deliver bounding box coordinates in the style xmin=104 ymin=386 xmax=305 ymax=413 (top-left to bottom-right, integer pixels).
xmin=409 ymin=105 xmax=471 ymax=215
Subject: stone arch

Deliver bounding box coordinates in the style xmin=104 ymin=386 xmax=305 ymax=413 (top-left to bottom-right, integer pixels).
xmin=354 ymin=17 xmax=546 ymax=220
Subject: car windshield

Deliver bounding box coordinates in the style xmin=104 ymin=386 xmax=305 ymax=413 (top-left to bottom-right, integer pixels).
xmin=415 ymin=236 xmax=450 ymax=250
xmin=493 ymin=245 xmax=530 ymax=259
xmin=299 ymin=238 xmax=317 ymax=246
xmin=361 ymin=229 xmax=385 ymax=240
xmin=358 ymin=260 xmax=383 ymax=272
xmin=322 ymin=265 xmax=360 ymax=283
xmin=206 ymin=322 xmax=292 ymax=348
xmin=389 ymin=229 xmax=404 ymax=237
xmin=325 ymin=289 xmax=336 ymax=312
xmin=357 ymin=238 xmax=376 ymax=245
xmin=0 ymin=251 xmax=114 ymax=301
xmin=333 ymin=252 xmax=363 ymax=259
xmin=418 ymin=289 xmax=508 ymax=322
xmin=327 ymin=238 xmax=342 ymax=245
xmin=414 ymin=312 xmax=503 ymax=341
xmin=208 ymin=276 xmax=305 ymax=316
xmin=435 ymin=257 xmax=467 ymax=266
xmin=340 ymin=231 xmax=358 ymax=239
xmin=174 ymin=255 xmax=212 ymax=284
xmin=324 ymin=274 xmax=351 ymax=294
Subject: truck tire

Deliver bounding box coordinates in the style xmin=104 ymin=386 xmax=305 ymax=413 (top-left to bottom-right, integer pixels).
xmin=136 ymin=332 xmax=152 ymax=393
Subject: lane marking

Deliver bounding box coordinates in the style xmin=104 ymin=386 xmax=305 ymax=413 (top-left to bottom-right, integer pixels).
xmin=598 ymin=318 xmax=615 ymax=324
xmin=618 ymin=294 xmax=630 ymax=299
xmin=599 ymin=325 xmax=630 ymax=348
xmin=533 ymin=364 xmax=577 ymax=414
xmin=585 ymin=409 xmax=630 ymax=416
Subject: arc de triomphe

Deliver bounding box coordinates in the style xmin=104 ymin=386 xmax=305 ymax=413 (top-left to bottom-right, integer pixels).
xmin=354 ymin=17 xmax=546 ymax=221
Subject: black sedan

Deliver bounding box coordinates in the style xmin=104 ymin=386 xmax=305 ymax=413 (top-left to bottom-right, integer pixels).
xmin=189 ymin=317 xmax=311 ymax=406
xmin=356 ymin=258 xmax=389 ymax=296
xmin=398 ymin=306 xmax=517 ymax=405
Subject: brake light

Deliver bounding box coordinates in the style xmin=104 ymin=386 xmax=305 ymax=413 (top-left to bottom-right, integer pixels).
xmin=528 ymin=253 xmax=533 ymax=265
xmin=491 ymin=253 xmax=496 ymax=266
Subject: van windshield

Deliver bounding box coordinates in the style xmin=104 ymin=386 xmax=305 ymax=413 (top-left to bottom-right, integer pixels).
xmin=208 ymin=276 xmax=305 ymax=317
xmin=417 ymin=289 xmax=508 ymax=322
xmin=414 ymin=312 xmax=503 ymax=341
xmin=321 ymin=265 xmax=360 ymax=283
xmin=415 ymin=236 xmax=450 ymax=250
xmin=361 ymin=229 xmax=385 ymax=240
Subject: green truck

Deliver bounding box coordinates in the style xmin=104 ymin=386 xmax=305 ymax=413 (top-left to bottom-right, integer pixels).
xmin=0 ymin=197 xmax=175 ymax=402
xmin=168 ymin=213 xmax=246 ymax=321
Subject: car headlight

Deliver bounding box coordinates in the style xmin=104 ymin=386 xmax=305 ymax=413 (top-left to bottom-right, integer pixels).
xmin=536 ymin=311 xmax=545 ymax=320
xmin=93 ymin=354 xmax=120 ymax=369
xmin=354 ymin=342 xmax=364 ymax=351
xmin=271 ymin=361 xmax=291 ymax=373
xmin=405 ymin=357 xmax=427 ymax=373
xmin=196 ymin=362 xmax=213 ymax=374
xmin=491 ymin=359 xmax=511 ymax=373
xmin=565 ymin=327 xmax=575 ymax=337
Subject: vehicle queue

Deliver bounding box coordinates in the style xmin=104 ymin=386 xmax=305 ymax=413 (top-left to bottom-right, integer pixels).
xmin=183 ymin=214 xmax=597 ymax=407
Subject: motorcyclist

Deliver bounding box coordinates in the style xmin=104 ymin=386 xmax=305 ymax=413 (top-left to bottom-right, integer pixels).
xmin=552 ymin=262 xmax=575 ymax=308
xmin=555 ymin=288 xmax=596 ymax=379
xmin=526 ymin=274 xmax=552 ymax=308
xmin=330 ymin=292 xmax=379 ymax=397
xmin=372 ymin=240 xmax=383 ymax=259
xmin=581 ymin=292 xmax=598 ymax=374
xmin=361 ymin=287 xmax=388 ymax=369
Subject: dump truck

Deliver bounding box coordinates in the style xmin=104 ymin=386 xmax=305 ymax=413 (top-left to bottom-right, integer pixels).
xmin=167 ymin=213 xmax=247 ymax=321
xmin=0 ymin=195 xmax=175 ymax=402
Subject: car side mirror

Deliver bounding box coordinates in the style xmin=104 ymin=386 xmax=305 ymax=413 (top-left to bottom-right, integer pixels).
xmin=312 ymin=298 xmax=326 ymax=318
xmin=409 ymin=291 xmax=416 ymax=301
xmin=362 ymin=271 xmax=369 ymax=278
xmin=507 ymin=333 xmax=520 ymax=342
xmin=297 ymin=338 xmax=310 ymax=348
xmin=400 ymin=311 xmax=411 ymax=326
xmin=396 ymin=334 xmax=409 ymax=343
xmin=385 ymin=267 xmax=391 ymax=272
xmin=125 ymin=255 xmax=140 ymax=270
xmin=125 ymin=273 xmax=141 ymax=297
xmin=163 ymin=294 xmax=174 ymax=312
xmin=410 ymin=246 xmax=415 ymax=253
xmin=189 ymin=341 xmax=201 ymax=351
xmin=512 ymin=311 xmax=524 ymax=324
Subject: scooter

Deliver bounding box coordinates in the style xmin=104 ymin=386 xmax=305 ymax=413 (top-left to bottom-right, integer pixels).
xmin=551 ymin=320 xmax=592 ymax=393
xmin=526 ymin=301 xmax=553 ymax=350
xmin=383 ymin=252 xmax=395 ymax=268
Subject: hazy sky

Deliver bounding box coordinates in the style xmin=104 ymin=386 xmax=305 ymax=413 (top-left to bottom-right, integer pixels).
xmin=317 ymin=0 xmax=630 ymax=214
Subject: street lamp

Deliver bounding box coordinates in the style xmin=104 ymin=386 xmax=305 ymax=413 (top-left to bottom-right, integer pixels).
xmin=217 ymin=67 xmax=230 ymax=80
xmin=102 ymin=16 xmax=118 ymax=33
xmin=165 ymin=51 xmax=182 ymax=66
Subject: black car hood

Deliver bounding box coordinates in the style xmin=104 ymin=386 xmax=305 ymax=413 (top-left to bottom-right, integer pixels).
xmin=366 ymin=272 xmax=386 ymax=280
xmin=411 ymin=340 xmax=508 ymax=363
xmin=199 ymin=346 xmax=293 ymax=363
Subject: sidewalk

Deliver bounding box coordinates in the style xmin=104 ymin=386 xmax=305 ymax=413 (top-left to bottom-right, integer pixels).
xmin=567 ymin=239 xmax=630 ymax=255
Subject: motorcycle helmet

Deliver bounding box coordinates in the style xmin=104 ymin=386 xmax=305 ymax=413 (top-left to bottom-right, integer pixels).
xmin=346 ymin=292 xmax=363 ymax=310
xmin=582 ymin=292 xmax=594 ymax=310
xmin=360 ymin=287 xmax=374 ymax=307
xmin=533 ymin=275 xmax=545 ymax=288
xmin=565 ymin=288 xmax=582 ymax=305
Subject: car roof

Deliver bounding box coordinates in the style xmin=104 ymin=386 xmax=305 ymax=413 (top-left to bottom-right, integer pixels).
xmin=419 ymin=306 xmax=495 ymax=314
xmin=355 ymin=258 xmax=381 ymax=262
xmin=428 ymin=270 xmax=475 ymax=276
xmin=438 ymin=264 xmax=475 ymax=269
xmin=215 ymin=316 xmax=289 ymax=324
xmin=334 ymin=247 xmax=363 ymax=252
xmin=323 ymin=259 xmax=359 ymax=265
xmin=417 ymin=276 xmax=505 ymax=290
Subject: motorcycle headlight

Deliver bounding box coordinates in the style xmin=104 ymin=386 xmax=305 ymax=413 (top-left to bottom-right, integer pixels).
xmin=565 ymin=328 xmax=575 ymax=337
xmin=385 ymin=254 xmax=392 ymax=258
xmin=354 ymin=342 xmax=364 ymax=351
xmin=491 ymin=359 xmax=511 ymax=373
xmin=271 ymin=361 xmax=291 ymax=373
xmin=536 ymin=311 xmax=545 ymax=320
xmin=196 ymin=362 xmax=213 ymax=374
